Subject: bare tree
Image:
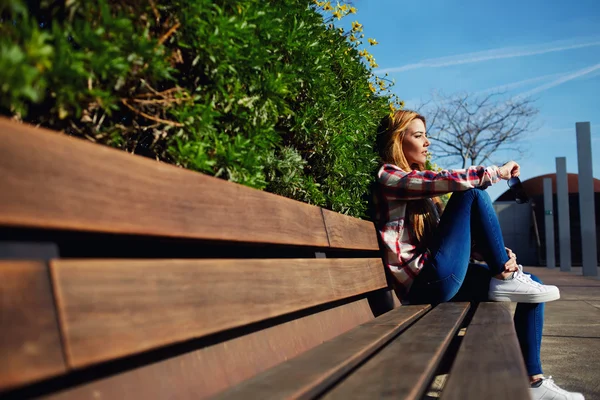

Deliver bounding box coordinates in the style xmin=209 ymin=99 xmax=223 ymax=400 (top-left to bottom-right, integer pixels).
xmin=419 ymin=91 xmax=539 ymax=168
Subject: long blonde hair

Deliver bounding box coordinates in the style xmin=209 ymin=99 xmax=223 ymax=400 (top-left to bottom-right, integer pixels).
xmin=376 ymin=110 xmax=441 ymax=245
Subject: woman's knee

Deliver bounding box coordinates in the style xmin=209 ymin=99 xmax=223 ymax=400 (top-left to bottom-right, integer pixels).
xmin=451 ymin=187 xmax=491 ymax=203
xmin=470 ymin=187 xmax=492 ymax=203
xmin=446 ymin=188 xmax=482 ymax=207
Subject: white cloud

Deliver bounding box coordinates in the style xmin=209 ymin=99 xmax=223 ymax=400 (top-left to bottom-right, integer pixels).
xmin=402 ymin=73 xmax=565 ymax=109
xmin=473 ymin=73 xmax=564 ymax=96
xmin=515 ymin=63 xmax=600 ymax=99
xmin=375 ymin=38 xmax=600 ymax=74
xmin=405 ymin=63 xmax=600 ymax=108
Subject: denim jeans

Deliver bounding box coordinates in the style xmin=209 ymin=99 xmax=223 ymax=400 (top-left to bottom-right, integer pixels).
xmin=406 ymin=188 xmax=544 ymax=376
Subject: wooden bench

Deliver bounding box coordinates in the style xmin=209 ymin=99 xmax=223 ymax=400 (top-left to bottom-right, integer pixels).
xmin=0 ymin=118 xmax=530 ymax=399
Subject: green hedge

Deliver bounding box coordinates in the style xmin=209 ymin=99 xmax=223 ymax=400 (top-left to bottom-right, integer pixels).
xmin=1 ymin=0 xmax=401 ymax=218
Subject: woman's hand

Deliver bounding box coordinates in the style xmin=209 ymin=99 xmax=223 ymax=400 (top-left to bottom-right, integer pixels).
xmin=504 ymin=257 xmax=518 ymax=272
xmin=504 ymin=247 xmax=518 ymax=272
xmin=506 ymin=247 xmax=516 ymax=260
xmin=499 ymin=161 xmax=520 ymax=180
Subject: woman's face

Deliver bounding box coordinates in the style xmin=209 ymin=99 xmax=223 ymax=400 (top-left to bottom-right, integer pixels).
xmin=402 ymin=119 xmax=430 ymax=167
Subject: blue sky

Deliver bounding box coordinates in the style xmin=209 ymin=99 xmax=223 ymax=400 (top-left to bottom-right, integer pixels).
xmin=346 ymin=0 xmax=600 ymax=201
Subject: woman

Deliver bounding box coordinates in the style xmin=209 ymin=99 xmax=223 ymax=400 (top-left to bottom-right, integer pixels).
xmin=373 ymin=109 xmax=584 ymax=400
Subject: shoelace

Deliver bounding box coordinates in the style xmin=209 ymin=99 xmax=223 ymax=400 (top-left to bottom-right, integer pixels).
xmin=514 ymin=265 xmax=544 ymax=287
xmin=541 ymin=376 xmax=571 ymax=395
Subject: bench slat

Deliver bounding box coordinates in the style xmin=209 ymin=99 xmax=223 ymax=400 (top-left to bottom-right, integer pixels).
xmin=322 ymin=302 xmax=470 ymax=400
xmin=43 ymin=298 xmax=376 ymax=400
xmin=0 ymin=261 xmax=67 ymax=391
xmin=214 ymin=304 xmax=430 ymax=400
xmin=0 ymin=118 xmax=329 ymax=247
xmin=321 ymin=209 xmax=380 ymax=251
xmin=50 ymin=258 xmax=387 ymax=369
xmin=441 ymin=302 xmax=530 ymax=399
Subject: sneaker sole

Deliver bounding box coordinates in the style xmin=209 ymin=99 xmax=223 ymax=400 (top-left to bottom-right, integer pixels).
xmin=488 ymin=289 xmax=560 ymax=303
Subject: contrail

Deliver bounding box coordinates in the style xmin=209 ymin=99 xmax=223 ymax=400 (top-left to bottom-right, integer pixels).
xmin=375 ymin=39 xmax=600 ymax=74
xmin=515 ymin=63 xmax=600 ymax=99
xmin=405 ymin=73 xmax=566 ymax=107
xmin=406 ymin=65 xmax=600 ymax=107
xmin=473 ymin=72 xmax=565 ymax=96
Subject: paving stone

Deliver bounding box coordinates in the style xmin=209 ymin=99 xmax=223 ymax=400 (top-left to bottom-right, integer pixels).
xmin=585 ymin=300 xmax=600 ymax=311
xmin=557 ymin=286 xmax=600 ymax=301
xmin=520 ymin=266 xmax=600 ymax=398
xmin=541 ymin=336 xmax=600 ymax=399
xmin=524 ymin=267 xmax=600 ymax=287
xmin=543 ymin=300 xmax=600 ymax=338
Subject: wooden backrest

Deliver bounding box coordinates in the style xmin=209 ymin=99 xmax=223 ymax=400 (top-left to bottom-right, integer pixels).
xmin=0 ymin=118 xmax=396 ymax=399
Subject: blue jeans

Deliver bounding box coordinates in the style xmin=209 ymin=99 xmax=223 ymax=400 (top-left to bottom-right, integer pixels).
xmin=406 ymin=188 xmax=544 ymax=376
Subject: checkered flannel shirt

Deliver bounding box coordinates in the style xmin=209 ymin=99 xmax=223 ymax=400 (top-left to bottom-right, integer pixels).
xmin=373 ymin=163 xmax=502 ymax=301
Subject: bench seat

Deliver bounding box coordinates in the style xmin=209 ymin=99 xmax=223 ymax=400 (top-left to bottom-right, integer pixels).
xmin=0 ymin=118 xmax=530 ymax=399
xmin=217 ymin=302 xmax=529 ymax=400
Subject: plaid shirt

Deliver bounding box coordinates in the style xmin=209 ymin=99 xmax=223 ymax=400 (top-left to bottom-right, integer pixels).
xmin=373 ymin=163 xmax=502 ymax=301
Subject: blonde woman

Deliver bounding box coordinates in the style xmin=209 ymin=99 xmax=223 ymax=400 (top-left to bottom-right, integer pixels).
xmin=373 ymin=109 xmax=583 ymax=400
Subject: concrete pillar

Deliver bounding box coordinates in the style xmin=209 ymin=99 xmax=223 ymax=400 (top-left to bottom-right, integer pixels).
xmin=543 ymin=177 xmax=555 ymax=269
xmin=576 ymin=122 xmax=598 ymax=276
xmin=556 ymin=157 xmax=571 ymax=271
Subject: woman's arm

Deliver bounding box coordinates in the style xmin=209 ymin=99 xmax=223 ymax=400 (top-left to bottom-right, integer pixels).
xmin=377 ymin=163 xmax=502 ymax=200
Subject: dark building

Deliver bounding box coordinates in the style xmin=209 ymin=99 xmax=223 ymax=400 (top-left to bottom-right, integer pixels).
xmin=494 ymin=173 xmax=600 ymax=266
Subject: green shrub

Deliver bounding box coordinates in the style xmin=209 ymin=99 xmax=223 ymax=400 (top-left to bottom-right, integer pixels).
xmin=1 ymin=0 xmax=402 ymax=218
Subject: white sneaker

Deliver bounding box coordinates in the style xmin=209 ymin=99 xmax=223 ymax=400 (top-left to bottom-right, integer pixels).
xmin=488 ymin=265 xmax=560 ymax=303
xmin=530 ymin=376 xmax=585 ymax=400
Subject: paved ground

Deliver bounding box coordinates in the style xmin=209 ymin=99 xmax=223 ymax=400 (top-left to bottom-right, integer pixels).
xmin=426 ymin=266 xmax=600 ymax=399
xmin=524 ymin=266 xmax=600 ymax=400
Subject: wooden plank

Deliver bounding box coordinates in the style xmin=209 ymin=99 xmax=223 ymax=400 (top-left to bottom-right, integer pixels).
xmin=441 ymin=302 xmax=530 ymax=400
xmin=322 ymin=303 xmax=470 ymax=400
xmin=45 ymin=298 xmax=377 ymax=400
xmin=50 ymin=258 xmax=387 ymax=369
xmin=321 ymin=209 xmax=380 ymax=250
xmin=0 ymin=118 xmax=328 ymax=247
xmin=0 ymin=261 xmax=67 ymax=390
xmin=215 ymin=304 xmax=430 ymax=400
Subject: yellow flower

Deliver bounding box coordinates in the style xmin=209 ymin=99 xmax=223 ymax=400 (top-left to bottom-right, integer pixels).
xmin=368 ymin=38 xmax=379 ymax=46
xmin=349 ymin=34 xmax=358 ymax=42
xmin=379 ymin=81 xmax=386 ymax=90
xmin=337 ymin=2 xmax=348 ymax=11
xmin=323 ymin=1 xmax=333 ymax=11
xmin=369 ymin=82 xmax=376 ymax=93
xmin=399 ymin=101 xmax=405 ymax=108
xmin=333 ymin=10 xmax=342 ymax=19
xmin=338 ymin=27 xmax=344 ymax=33
xmin=349 ymin=6 xmax=357 ymax=13
xmin=389 ymin=103 xmax=396 ymax=112
xmin=351 ymin=21 xmax=363 ymax=32
xmin=358 ymin=49 xmax=368 ymax=57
